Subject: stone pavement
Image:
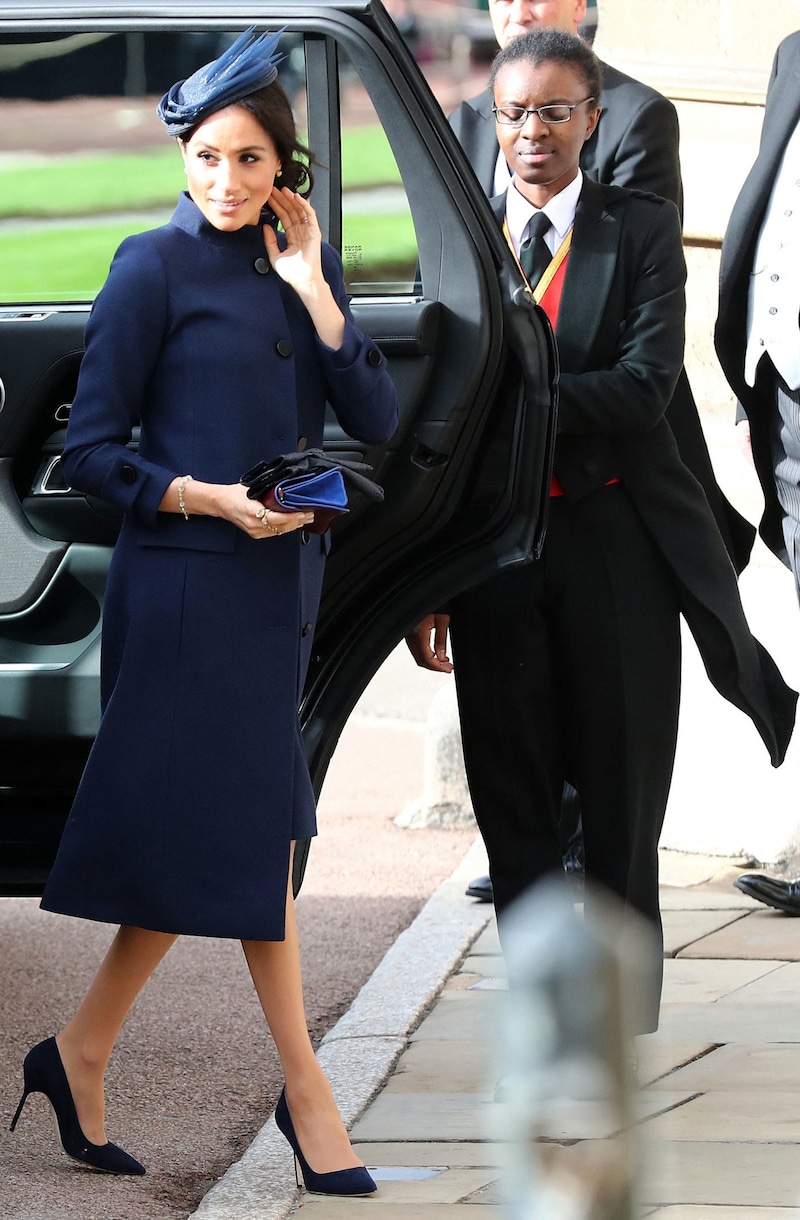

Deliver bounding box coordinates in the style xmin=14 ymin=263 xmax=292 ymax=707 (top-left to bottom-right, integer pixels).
xmin=287 ymin=853 xmax=800 ymax=1218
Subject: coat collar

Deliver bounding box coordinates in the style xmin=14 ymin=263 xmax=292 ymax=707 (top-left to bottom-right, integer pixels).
xmin=169 ymin=190 xmax=276 ymax=253
xmin=493 ymin=176 xmax=622 ymax=372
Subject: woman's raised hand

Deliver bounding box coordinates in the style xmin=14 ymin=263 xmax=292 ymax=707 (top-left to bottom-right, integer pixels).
xmin=262 ymin=186 xmax=346 ymax=351
xmin=263 ymin=187 xmax=323 ymax=294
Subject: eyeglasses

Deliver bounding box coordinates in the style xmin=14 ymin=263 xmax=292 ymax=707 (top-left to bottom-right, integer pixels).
xmin=492 ymin=98 xmax=596 ymax=127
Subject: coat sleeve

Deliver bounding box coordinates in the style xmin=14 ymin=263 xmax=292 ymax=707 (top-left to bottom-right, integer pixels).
xmin=313 ymin=243 xmax=399 ymax=445
xmin=61 ymin=235 xmax=177 ymax=525
xmin=557 ymin=200 xmax=686 ymax=436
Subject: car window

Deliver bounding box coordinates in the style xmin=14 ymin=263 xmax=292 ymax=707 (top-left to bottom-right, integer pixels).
xmin=0 ymin=30 xmax=304 ymax=305
xmin=337 ymin=45 xmax=420 ymax=295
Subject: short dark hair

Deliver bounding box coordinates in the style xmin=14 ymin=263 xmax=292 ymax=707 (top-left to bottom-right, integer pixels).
xmin=181 ymin=79 xmax=316 ymax=196
xmin=489 ymin=28 xmax=603 ymax=104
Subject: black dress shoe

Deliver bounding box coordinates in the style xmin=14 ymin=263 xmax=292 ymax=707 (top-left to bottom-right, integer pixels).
xmin=10 ymin=1037 xmax=146 ymax=1175
xmin=734 ymin=873 xmax=800 ymax=915
xmin=465 ymin=874 xmax=493 ymax=902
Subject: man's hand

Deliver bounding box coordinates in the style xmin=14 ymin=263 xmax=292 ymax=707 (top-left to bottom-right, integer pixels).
xmin=736 ymin=418 xmax=754 ymax=467
xmin=405 ymin=614 xmax=454 ymax=673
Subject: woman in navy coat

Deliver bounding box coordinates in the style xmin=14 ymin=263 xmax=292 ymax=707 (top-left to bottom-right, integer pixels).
xmin=13 ymin=31 xmax=397 ymax=1194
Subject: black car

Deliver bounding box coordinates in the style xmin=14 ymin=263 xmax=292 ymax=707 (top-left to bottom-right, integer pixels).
xmin=0 ymin=0 xmax=556 ymax=895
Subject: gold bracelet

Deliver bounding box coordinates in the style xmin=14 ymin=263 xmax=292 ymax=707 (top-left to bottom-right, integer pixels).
xmin=178 ymin=474 xmax=193 ymax=520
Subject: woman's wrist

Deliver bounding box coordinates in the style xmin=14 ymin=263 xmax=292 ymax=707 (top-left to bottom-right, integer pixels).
xmin=302 ymin=289 xmax=346 ymax=350
xmin=160 ymin=476 xmax=225 ymax=518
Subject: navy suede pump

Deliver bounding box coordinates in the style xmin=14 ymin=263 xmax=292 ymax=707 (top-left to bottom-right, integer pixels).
xmin=275 ymin=1087 xmax=376 ymax=1196
xmin=10 ymin=1037 xmax=146 ymax=1176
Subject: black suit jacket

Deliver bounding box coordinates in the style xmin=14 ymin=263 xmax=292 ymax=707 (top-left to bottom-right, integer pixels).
xmin=493 ymin=178 xmax=795 ymax=765
xmin=715 ymin=31 xmax=800 ymax=560
xmin=452 ymin=64 xmax=755 ymax=570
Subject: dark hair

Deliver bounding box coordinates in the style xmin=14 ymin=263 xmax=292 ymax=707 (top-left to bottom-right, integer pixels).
xmin=489 ymin=28 xmax=603 ymax=104
xmin=180 ymin=78 xmax=316 ymax=196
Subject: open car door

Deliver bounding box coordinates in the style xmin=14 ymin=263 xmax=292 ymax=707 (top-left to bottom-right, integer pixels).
xmin=0 ymin=0 xmax=557 ymax=894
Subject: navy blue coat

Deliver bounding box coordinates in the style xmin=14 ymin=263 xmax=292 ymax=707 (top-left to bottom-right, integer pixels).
xmin=41 ymin=193 xmax=398 ymax=939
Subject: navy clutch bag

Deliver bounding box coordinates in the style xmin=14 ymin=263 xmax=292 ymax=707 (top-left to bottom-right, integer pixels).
xmin=241 ymin=449 xmax=383 ymax=535
xmin=264 ymin=467 xmax=348 ymax=533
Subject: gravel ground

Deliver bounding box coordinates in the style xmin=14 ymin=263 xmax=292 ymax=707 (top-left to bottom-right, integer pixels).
xmin=0 ymin=655 xmax=474 ymax=1220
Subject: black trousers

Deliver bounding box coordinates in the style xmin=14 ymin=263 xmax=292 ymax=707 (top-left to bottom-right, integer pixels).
xmin=450 ymin=485 xmax=681 ymax=1031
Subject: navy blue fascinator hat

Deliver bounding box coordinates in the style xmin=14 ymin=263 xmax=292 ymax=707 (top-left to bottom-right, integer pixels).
xmin=157 ymin=27 xmax=284 ymax=138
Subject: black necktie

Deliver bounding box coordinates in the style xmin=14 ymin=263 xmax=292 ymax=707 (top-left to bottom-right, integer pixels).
xmin=519 ymin=211 xmax=552 ymax=288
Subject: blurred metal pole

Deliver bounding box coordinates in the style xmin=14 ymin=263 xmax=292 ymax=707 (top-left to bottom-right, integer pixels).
xmin=491 ymin=877 xmax=656 ymax=1220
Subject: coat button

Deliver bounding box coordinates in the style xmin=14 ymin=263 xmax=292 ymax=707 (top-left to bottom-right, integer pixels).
xmin=301 ymin=622 xmax=313 ymax=637
xmin=254 ymin=258 xmax=269 ymax=274
xmin=297 ymin=436 xmax=307 ymax=451
xmin=366 ymin=348 xmax=382 ymax=366
xmin=119 ymin=464 xmax=137 ymax=484
xmin=276 ymin=339 xmax=292 ymax=357
xmin=300 ymin=528 xmax=310 ymax=545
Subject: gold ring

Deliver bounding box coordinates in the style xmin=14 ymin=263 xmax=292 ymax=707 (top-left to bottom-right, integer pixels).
xmin=263 ymin=511 xmax=279 ymax=534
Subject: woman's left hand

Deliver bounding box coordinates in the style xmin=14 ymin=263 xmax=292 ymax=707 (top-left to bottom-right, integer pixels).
xmin=263 ymin=187 xmax=323 ymax=295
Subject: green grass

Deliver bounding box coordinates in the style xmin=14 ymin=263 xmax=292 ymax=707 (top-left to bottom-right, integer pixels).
xmin=0 ymin=218 xmax=161 ymax=300
xmin=340 ymin=125 xmax=403 ymax=189
xmin=0 ymin=124 xmax=411 ymax=299
xmin=0 ymin=125 xmax=401 ymax=221
xmin=0 ymin=147 xmax=184 ymax=219
xmin=0 ymin=210 xmax=418 ymax=302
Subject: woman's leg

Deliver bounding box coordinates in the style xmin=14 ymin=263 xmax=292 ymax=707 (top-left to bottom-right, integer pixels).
xmin=56 ymin=925 xmax=177 ymax=1144
xmin=242 ymin=853 xmax=362 ymax=1174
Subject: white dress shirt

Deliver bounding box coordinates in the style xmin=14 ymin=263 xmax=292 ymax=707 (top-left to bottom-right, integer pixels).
xmin=504 ymin=170 xmax=582 ymax=260
xmin=493 ymin=145 xmax=513 ymax=198
xmin=745 ymin=118 xmax=800 ymax=390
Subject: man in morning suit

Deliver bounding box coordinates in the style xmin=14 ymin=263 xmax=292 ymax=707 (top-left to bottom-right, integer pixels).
xmin=716 ymin=30 xmax=800 ymax=917
xmin=449 ymin=0 xmax=754 ymax=906
xmin=409 ymin=29 xmax=795 ymax=1033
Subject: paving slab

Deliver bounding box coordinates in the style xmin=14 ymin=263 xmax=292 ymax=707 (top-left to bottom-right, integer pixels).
xmin=638 ymin=1140 xmax=800 ymax=1208
xmin=660 ymin=958 xmax=779 ymax=1003
xmin=383 ymin=1039 xmax=492 ymax=1094
xmin=714 ymin=960 xmax=800 ymax=1002
xmin=656 ymin=1002 xmax=800 ymax=1043
xmin=442 ymin=971 xmax=484 ymax=991
xmin=460 ymin=954 xmax=507 ymax=977
xmin=409 ymin=989 xmax=503 ymax=1043
xmin=649 ymin=1210 xmax=800 ymax=1218
xmin=662 ymin=910 xmax=748 ymax=956
xmin=350 ymin=1142 xmax=503 ymax=1169
xmin=677 ymin=910 xmax=800 ymax=960
xmin=289 ymin=1204 xmax=505 ymax=1217
xmin=293 ymin=1168 xmax=499 ymax=1206
xmin=636 ymin=1040 xmax=717 ymax=1086
xmin=658 ymin=887 xmax=762 ymax=912
xmin=644 ymin=1042 xmax=800 ymax=1092
xmin=467 ymin=922 xmax=501 ymax=956
xmin=642 ymin=1089 xmax=800 ymax=1143
xmin=350 ymin=1091 xmax=494 ymax=1143
xmin=466 ymin=976 xmax=507 ymax=991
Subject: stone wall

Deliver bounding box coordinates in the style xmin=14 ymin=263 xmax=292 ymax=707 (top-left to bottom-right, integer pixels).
xmin=594 ymin=0 xmax=800 ymax=101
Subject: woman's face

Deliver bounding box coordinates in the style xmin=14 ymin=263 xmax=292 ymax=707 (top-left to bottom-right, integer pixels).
xmin=493 ymin=58 xmax=600 ymax=205
xmin=180 ymin=105 xmax=281 ymax=230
